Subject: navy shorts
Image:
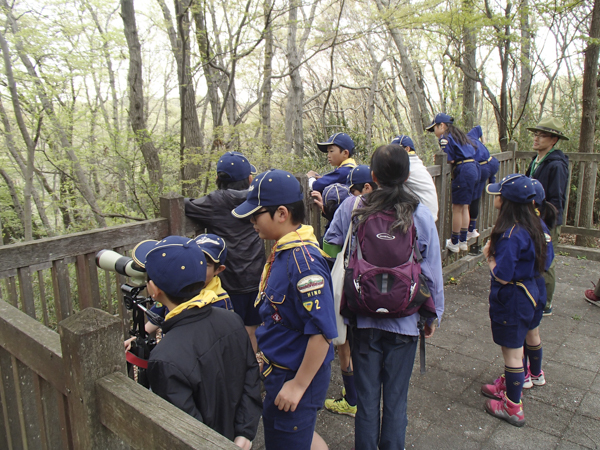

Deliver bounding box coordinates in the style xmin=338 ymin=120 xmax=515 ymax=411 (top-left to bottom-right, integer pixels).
xmin=489 ymin=282 xmax=538 ymax=348
xmin=451 ymin=161 xmax=480 ymax=205
xmin=262 ymin=364 xmax=331 ymax=450
xmin=230 ymin=291 xmax=262 ymax=326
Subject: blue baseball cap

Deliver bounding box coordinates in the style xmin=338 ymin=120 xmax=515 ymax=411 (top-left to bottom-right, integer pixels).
xmin=425 ymin=113 xmax=454 ymax=132
xmin=531 ymin=179 xmax=545 ymax=204
xmin=232 ymin=169 xmax=303 ymax=218
xmin=486 ymin=174 xmax=536 ymax=204
xmin=216 ymin=151 xmax=257 ymax=182
xmin=346 ymin=165 xmax=373 ymax=190
xmin=132 ymin=236 xmax=207 ymax=298
xmin=323 ymin=183 xmax=350 ymax=205
xmin=194 ymin=233 xmax=227 ymax=264
xmin=317 ymin=132 xmax=355 ymax=155
xmin=390 ymin=135 xmax=415 ymax=150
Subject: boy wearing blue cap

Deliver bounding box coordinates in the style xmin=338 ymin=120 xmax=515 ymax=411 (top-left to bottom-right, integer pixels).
xmin=233 ymin=169 xmax=337 ymax=450
xmin=131 ymin=236 xmax=261 ymax=448
xmin=479 ymin=174 xmax=548 ymax=427
xmin=306 ymin=132 xmax=357 ymax=194
xmin=391 ymin=135 xmax=439 ymax=220
xmin=426 ymin=113 xmax=480 ymax=252
xmin=185 ymin=151 xmax=265 ymax=352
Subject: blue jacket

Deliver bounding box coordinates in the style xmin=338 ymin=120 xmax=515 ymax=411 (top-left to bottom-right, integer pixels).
xmin=312 ymin=159 xmax=357 ymax=193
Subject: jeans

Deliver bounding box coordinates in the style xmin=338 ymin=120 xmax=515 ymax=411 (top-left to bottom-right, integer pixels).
xmin=350 ymin=326 xmax=418 ymax=450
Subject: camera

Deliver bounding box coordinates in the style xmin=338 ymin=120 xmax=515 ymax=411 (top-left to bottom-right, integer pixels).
xmin=95 ymin=249 xmax=147 ymax=286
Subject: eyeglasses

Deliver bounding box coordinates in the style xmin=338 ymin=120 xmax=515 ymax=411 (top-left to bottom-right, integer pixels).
xmin=533 ymin=132 xmax=553 ymax=138
xmin=250 ymin=209 xmax=270 ymax=222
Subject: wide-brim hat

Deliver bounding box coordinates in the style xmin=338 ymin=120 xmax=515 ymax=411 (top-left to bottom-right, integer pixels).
xmin=486 ymin=173 xmax=536 ymax=204
xmin=232 ymin=169 xmax=303 ymax=218
xmin=526 ymin=117 xmax=569 ymax=141
xmin=317 ymin=132 xmax=355 ymax=154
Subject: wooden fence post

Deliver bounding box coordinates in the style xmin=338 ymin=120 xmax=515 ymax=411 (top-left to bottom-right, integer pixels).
xmin=434 ymin=152 xmax=448 ymax=251
xmin=160 ymin=194 xmax=186 ymax=236
xmin=507 ymin=141 xmax=517 ymax=173
xmin=58 ymin=308 xmax=128 ymax=450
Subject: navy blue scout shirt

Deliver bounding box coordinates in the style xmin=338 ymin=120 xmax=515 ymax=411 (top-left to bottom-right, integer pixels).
xmin=439 ymin=133 xmax=476 ymax=163
xmin=312 ymin=159 xmax=357 ymax=193
xmin=256 ymin=245 xmax=337 ymax=371
xmin=490 ymin=225 xmax=540 ymax=322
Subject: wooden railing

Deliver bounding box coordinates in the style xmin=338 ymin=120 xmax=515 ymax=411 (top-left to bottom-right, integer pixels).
xmin=1 ymin=143 xmax=599 ymax=448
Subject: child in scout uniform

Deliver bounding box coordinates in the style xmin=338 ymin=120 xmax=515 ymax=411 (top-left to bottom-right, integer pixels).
xmin=426 ymin=113 xmax=480 ymax=252
xmin=185 ymin=151 xmax=265 ymax=352
xmin=466 ymin=126 xmax=499 ymax=238
xmin=306 ymin=132 xmax=357 ymax=193
xmin=480 ymin=174 xmax=548 ymax=427
xmin=123 ymin=233 xmax=233 ymax=351
xmin=232 ymin=169 xmax=337 ymax=450
xmin=391 ymin=134 xmax=439 ymax=220
xmin=132 ymin=236 xmax=261 ymax=449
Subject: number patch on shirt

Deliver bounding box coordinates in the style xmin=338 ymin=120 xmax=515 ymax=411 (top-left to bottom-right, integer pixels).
xmin=297 ymin=275 xmax=325 ymax=293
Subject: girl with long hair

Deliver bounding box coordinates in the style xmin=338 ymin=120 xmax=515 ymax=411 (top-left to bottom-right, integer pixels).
xmin=349 ymin=145 xmax=444 ymax=449
xmin=426 ymin=113 xmax=480 ymax=253
xmin=481 ymin=174 xmax=548 ymax=427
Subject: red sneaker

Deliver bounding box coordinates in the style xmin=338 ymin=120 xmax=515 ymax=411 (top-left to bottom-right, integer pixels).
xmin=485 ymin=393 xmax=525 ymax=427
xmin=481 ymin=375 xmax=506 ymax=399
xmin=584 ymin=289 xmax=600 ymax=307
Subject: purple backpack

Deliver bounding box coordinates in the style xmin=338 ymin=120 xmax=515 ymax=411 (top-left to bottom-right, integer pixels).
xmin=342 ymin=210 xmax=436 ymax=319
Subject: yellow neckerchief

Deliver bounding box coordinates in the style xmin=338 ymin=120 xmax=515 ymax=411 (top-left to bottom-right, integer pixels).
xmin=531 ymin=147 xmax=555 ymax=175
xmin=205 ymin=275 xmax=227 ymax=297
xmin=165 ymin=284 xmax=220 ymax=321
xmin=259 ymin=225 xmax=330 ymax=294
xmin=339 ymin=157 xmax=357 ymax=168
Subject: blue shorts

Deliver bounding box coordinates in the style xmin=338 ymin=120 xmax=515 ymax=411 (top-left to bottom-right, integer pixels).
xmin=230 ymin=291 xmax=262 ymax=326
xmin=489 ymin=282 xmax=538 ymax=348
xmin=262 ymin=364 xmax=331 ymax=450
xmin=451 ymin=161 xmax=480 ymax=205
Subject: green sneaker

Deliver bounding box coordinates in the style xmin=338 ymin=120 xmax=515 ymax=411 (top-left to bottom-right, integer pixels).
xmin=324 ymin=388 xmax=357 ymax=417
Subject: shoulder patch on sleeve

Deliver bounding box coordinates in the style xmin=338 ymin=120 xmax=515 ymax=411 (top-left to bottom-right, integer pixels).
xmin=439 ymin=138 xmax=448 ymax=146
xmin=544 ymin=233 xmax=552 ymax=243
xmin=297 ymin=275 xmax=325 ymax=293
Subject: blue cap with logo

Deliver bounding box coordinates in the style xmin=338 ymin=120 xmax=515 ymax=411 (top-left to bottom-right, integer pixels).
xmin=232 ymin=169 xmax=303 ymax=218
xmin=132 ymin=236 xmax=207 ymax=298
xmin=425 ymin=113 xmax=454 ymax=132
xmin=216 ymin=151 xmax=257 ymax=182
xmin=531 ymin=178 xmax=546 ymax=205
xmin=317 ymin=132 xmax=355 ymax=155
xmin=390 ymin=135 xmax=415 ymax=150
xmin=486 ymin=173 xmax=536 ymax=204
xmin=194 ymin=233 xmax=227 ymax=264
xmin=346 ymin=165 xmax=373 ymax=190
xmin=323 ymin=183 xmax=350 ymax=206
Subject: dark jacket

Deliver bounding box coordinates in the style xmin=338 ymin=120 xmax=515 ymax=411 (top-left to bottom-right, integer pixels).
xmin=185 ymin=190 xmax=266 ymax=294
xmin=526 ymin=149 xmax=569 ymax=226
xmin=147 ymin=306 xmax=262 ymax=441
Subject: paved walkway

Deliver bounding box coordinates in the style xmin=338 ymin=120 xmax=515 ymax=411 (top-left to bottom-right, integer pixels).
xmin=253 ymin=255 xmax=600 ymax=449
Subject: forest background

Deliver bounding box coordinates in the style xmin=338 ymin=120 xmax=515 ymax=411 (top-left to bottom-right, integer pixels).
xmin=0 ymin=0 xmax=598 ymax=244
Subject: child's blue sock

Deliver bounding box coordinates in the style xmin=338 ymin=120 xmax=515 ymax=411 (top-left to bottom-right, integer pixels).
xmin=468 ymin=220 xmax=477 ymax=232
xmin=526 ymin=343 xmax=543 ymax=376
xmin=342 ymin=369 xmax=357 ymax=406
xmin=451 ymin=232 xmax=459 ymax=245
xmin=505 ymin=365 xmax=525 ymax=403
xmin=460 ymin=228 xmax=468 ymax=242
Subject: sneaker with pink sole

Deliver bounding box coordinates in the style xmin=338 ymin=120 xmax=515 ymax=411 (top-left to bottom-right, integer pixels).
xmin=485 ymin=393 xmax=525 ymax=427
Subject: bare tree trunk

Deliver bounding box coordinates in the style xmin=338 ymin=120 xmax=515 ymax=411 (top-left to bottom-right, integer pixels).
xmin=365 ymin=38 xmax=387 ymax=152
xmin=375 ymin=0 xmax=429 ymax=150
xmin=0 ymin=168 xmax=25 ymax=234
xmin=260 ymin=0 xmax=273 ymax=152
xmin=517 ymin=0 xmax=533 ymax=144
xmin=120 ymin=0 xmax=164 ymax=202
xmin=575 ymin=0 xmax=600 ymax=247
xmin=285 ymin=0 xmax=304 ymax=154
xmin=461 ymin=0 xmax=477 ymax=129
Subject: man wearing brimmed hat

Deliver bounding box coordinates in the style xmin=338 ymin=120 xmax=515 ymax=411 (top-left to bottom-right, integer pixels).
xmin=525 ymin=117 xmax=569 ymax=316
